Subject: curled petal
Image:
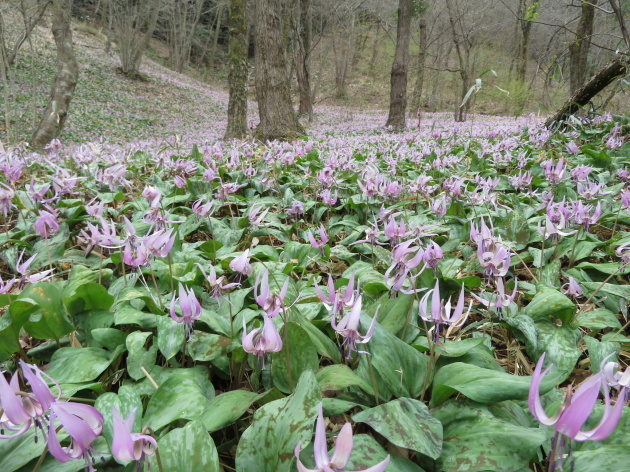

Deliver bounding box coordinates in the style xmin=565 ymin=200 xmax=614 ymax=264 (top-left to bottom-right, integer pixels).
xmin=528 ymin=353 xmax=562 ymax=427
xmin=330 ymin=423 xmax=353 ymax=469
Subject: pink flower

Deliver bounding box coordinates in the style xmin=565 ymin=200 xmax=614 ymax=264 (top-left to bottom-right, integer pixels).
xmin=111 ymin=406 xmax=157 ymax=464
xmin=331 ymin=295 xmax=377 ymax=358
xmin=229 ymin=249 xmax=253 ymax=275
xmin=295 ymin=404 xmax=390 ymax=472
xmin=242 ymin=315 xmax=283 ymax=360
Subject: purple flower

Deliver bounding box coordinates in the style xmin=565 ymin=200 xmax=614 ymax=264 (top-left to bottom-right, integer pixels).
xmin=286 ymin=200 xmax=305 ymax=217
xmin=197 ymin=263 xmax=239 ymax=301
xmin=332 ymin=295 xmax=377 ymax=358
xmin=571 ymin=165 xmax=593 ymax=181
xmin=541 ymin=158 xmax=568 ymax=183
xmin=477 ymin=241 xmax=511 ymax=278
xmin=47 ymin=401 xmax=104 ymax=472
xmin=620 ymin=188 xmax=630 ymax=209
xmin=419 ymin=280 xmax=471 ymax=343
xmin=143 ymin=228 xmax=176 ymax=259
xmin=0 ymin=183 xmax=15 ymax=217
xmin=295 ymin=404 xmax=390 ymax=472
xmin=602 ymin=360 xmax=630 ymax=391
xmin=307 ymin=224 xmax=329 ymax=251
xmin=170 ymin=283 xmax=202 ymax=338
xmin=34 ymin=210 xmax=60 ymax=239
xmin=122 ymin=241 xmax=149 ymax=268
xmin=254 ymin=269 xmax=290 ymax=318
xmin=470 ymin=277 xmax=517 ymax=318
xmin=561 ymin=277 xmax=583 ymax=298
xmin=384 ymin=239 xmax=426 ymax=295
xmin=571 ymin=201 xmax=602 ymax=233
xmin=111 ymin=406 xmax=157 ymax=464
xmin=0 ymin=274 xmax=15 ymax=294
xmin=423 ymin=241 xmax=444 ymax=270
xmin=432 ymin=195 xmax=450 ymax=219
xmin=565 ymin=141 xmax=579 ymax=154
xmin=529 ymin=353 xmax=626 ymax=441
xmin=248 ymin=205 xmax=270 ymax=228
xmin=319 ymin=189 xmax=338 ymax=206
xmin=242 ymin=315 xmax=283 ymax=360
xmin=615 ymin=241 xmax=630 ymax=267
xmin=16 ymin=250 xmax=54 ymax=289
xmin=229 ymin=249 xmax=253 ymax=276
xmin=315 ymin=273 xmax=360 ymax=321
xmin=192 ymin=198 xmax=214 ymax=217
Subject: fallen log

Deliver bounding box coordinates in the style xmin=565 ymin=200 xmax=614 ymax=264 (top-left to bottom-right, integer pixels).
xmin=544 ymin=55 xmax=629 ymax=129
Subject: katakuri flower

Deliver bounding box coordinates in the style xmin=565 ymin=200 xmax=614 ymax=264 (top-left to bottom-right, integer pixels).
xmin=419 ymin=280 xmax=471 ymax=343
xmin=307 ymin=224 xmax=330 ymax=251
xmin=529 ymin=353 xmax=626 ymax=442
xmin=170 ymin=283 xmax=202 ymax=339
xmin=331 ymin=295 xmax=378 ymax=358
xmin=315 ymin=272 xmax=360 ymax=321
xmin=242 ymin=315 xmax=283 ymax=361
xmin=34 ymin=210 xmax=60 ymax=239
xmin=294 ymin=403 xmax=390 ymax=472
xmin=254 ymin=268 xmax=290 ymax=318
xmin=229 ymin=249 xmax=253 ymax=276
xmin=470 ymin=277 xmax=517 ymax=318
xmin=111 ymin=406 xmax=157 ymax=466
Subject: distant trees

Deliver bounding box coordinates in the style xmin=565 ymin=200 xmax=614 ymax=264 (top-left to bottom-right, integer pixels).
xmin=30 ymin=0 xmax=78 ymax=149
xmin=224 ymin=0 xmax=248 ymax=140
xmin=163 ymin=0 xmax=206 ymax=73
xmin=110 ymin=0 xmax=161 ymax=77
xmin=254 ymin=0 xmax=302 ymax=141
xmin=386 ymin=0 xmax=412 ymax=129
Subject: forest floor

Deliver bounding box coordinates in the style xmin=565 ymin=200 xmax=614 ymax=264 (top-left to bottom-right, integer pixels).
xmin=2 ymin=21 xmax=540 ymax=149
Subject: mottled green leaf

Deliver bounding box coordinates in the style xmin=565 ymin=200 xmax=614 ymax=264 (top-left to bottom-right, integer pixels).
xmin=158 ymin=420 xmax=220 ymax=472
xmin=271 ymin=321 xmax=319 ymax=393
xmin=199 ymin=389 xmax=272 ymax=432
xmin=235 ymin=371 xmax=321 ymax=472
xmin=156 ymin=315 xmax=184 ymax=361
xmin=188 ymin=331 xmax=233 ymax=361
xmin=125 ymin=331 xmax=158 ymax=380
xmin=46 ymin=347 xmax=115 ymax=383
xmin=315 ymin=364 xmax=373 ymax=394
xmin=353 ymin=398 xmax=442 ymax=459
xmin=18 ymin=282 xmax=75 ymax=340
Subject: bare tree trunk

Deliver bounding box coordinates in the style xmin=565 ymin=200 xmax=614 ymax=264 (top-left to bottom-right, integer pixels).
xmin=410 ymin=15 xmax=427 ymax=114
xmin=30 ymin=0 xmax=78 ymax=150
xmin=569 ymin=0 xmax=596 ymax=93
xmin=386 ymin=0 xmax=412 ymax=129
xmin=7 ymin=0 xmax=50 ymax=66
xmin=516 ymin=0 xmax=537 ymax=83
xmin=208 ymin=6 xmax=225 ymax=71
xmin=254 ymin=0 xmax=303 ymax=141
xmin=224 ymin=0 xmax=248 ymax=140
xmin=445 ymin=0 xmax=468 ymax=122
xmin=608 ymin=0 xmax=630 ymax=48
xmin=545 ymin=55 xmax=629 ymax=128
xmin=296 ymin=0 xmax=312 ymax=117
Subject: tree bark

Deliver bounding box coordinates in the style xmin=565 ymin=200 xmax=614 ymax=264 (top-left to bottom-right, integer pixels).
xmin=7 ymin=0 xmax=51 ymax=67
xmin=569 ymin=0 xmax=597 ymax=93
xmin=386 ymin=0 xmax=412 ymax=129
xmin=410 ymin=15 xmax=427 ymax=113
xmin=296 ymin=0 xmax=312 ymax=117
xmin=445 ymin=0 xmax=469 ymax=122
xmin=544 ymin=55 xmax=629 ymax=128
xmin=516 ymin=0 xmax=537 ymax=84
xmin=224 ymin=0 xmax=249 ymax=140
xmin=254 ymin=0 xmax=303 ymax=141
xmin=30 ymin=0 xmax=78 ymax=150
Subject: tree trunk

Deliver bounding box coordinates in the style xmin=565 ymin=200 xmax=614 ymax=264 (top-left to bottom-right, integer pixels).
xmin=516 ymin=0 xmax=537 ymax=83
xmin=569 ymin=0 xmax=597 ymax=93
xmin=445 ymin=0 xmax=469 ymax=122
xmin=410 ymin=15 xmax=427 ymax=113
xmin=224 ymin=0 xmax=248 ymax=140
xmin=544 ymin=55 xmax=629 ymax=128
xmin=296 ymin=0 xmax=312 ymax=117
xmin=129 ymin=1 xmax=160 ymax=75
xmin=254 ymin=0 xmax=303 ymax=141
xmin=7 ymin=0 xmax=50 ymax=66
xmin=386 ymin=0 xmax=412 ymax=129
xmin=30 ymin=0 xmax=78 ymax=150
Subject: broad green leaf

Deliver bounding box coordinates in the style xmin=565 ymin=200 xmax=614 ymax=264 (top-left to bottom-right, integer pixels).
xmin=90 ymin=328 xmax=128 ymax=351
xmin=19 ymin=282 xmax=75 ymax=340
xmin=199 ymin=389 xmax=272 ymax=432
xmin=430 ymin=362 xmax=561 ymax=408
xmin=316 ymin=364 xmax=373 ymax=394
xmin=46 ymin=347 xmax=116 ymax=383
xmin=371 ymin=292 xmax=414 ymax=336
xmin=523 ymin=284 xmax=576 ymax=325
xmin=143 ymin=367 xmax=215 ymax=431
xmin=95 ymin=385 xmax=143 ymax=446
xmin=235 ymin=371 xmax=321 ymax=472
xmin=0 ymin=428 xmax=46 ymax=472
xmin=357 ymin=317 xmax=429 ymax=401
xmin=271 ymin=321 xmax=319 ymax=393
xmin=188 ymin=331 xmax=233 ymax=361
xmin=433 ymin=399 xmax=547 ymax=472
xmin=581 ymin=282 xmax=630 ymax=300
xmin=61 ymin=265 xmax=113 ymax=299
xmin=343 ymin=261 xmax=388 ymax=296
xmin=158 ymin=420 xmax=220 ymax=472
xmin=299 ymin=318 xmax=342 ymax=363
xmin=125 ymin=331 xmax=158 ymax=380
xmin=156 ymin=315 xmax=184 ymax=361
xmin=353 ymin=398 xmax=442 ymax=459
xmin=63 ymin=282 xmax=114 ymax=315
xmin=576 ymin=308 xmax=622 ymax=330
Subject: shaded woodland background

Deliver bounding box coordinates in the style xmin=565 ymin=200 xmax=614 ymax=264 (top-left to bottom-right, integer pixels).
xmin=1 ymin=0 xmax=629 ymax=144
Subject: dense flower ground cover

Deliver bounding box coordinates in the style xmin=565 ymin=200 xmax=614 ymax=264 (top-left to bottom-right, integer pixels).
xmin=1 ymin=108 xmax=630 ymax=472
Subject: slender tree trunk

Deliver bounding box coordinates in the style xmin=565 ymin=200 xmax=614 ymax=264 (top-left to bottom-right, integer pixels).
xmin=129 ymin=1 xmax=160 ymax=75
xmin=30 ymin=0 xmax=78 ymax=150
xmin=296 ymin=0 xmax=312 ymax=117
xmin=386 ymin=0 xmax=412 ymax=129
xmin=7 ymin=0 xmax=50 ymax=66
xmin=516 ymin=0 xmax=537 ymax=84
xmin=410 ymin=15 xmax=427 ymax=113
xmin=445 ymin=0 xmax=468 ymax=122
xmin=569 ymin=0 xmax=597 ymax=94
xmin=254 ymin=0 xmax=303 ymax=141
xmin=545 ymin=55 xmax=629 ymax=128
xmin=209 ymin=6 xmax=225 ymax=71
xmin=224 ymin=0 xmax=248 ymax=140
